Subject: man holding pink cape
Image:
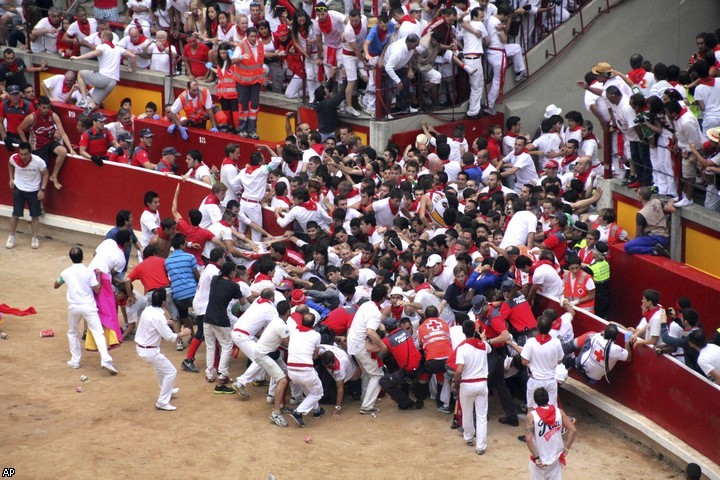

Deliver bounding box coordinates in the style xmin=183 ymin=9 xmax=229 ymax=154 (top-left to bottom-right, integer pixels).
xmin=87 ymin=230 xmax=132 ymax=351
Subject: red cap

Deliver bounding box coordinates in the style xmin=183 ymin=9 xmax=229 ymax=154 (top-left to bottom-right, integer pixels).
xmin=545 ymin=160 xmax=559 ymax=169
xmin=290 ymin=289 xmax=306 ymax=306
xmin=276 ymin=24 xmax=290 ymax=36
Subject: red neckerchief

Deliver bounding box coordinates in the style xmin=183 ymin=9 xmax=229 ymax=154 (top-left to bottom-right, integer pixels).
xmin=14 ymin=153 xmax=30 ymax=168
xmin=103 ymin=41 xmax=115 ymax=48
xmin=156 ymin=42 xmax=166 ymax=52
xmin=551 ymin=316 xmax=562 ymax=331
xmin=378 ymin=28 xmax=387 ymax=42
xmin=259 ymin=29 xmax=271 ymax=40
xmin=286 ymin=157 xmax=300 ymax=172
xmin=486 ymin=184 xmax=502 ymax=195
xmin=627 ymin=68 xmax=646 ymax=85
xmin=462 ymin=337 xmax=487 ymax=351
xmin=461 ymin=163 xmax=475 ymax=171
xmin=535 ymin=333 xmax=553 ymax=345
xmin=245 ymin=164 xmax=261 ymax=174
xmin=219 ymin=220 xmax=231 ymax=227
xmin=643 ymin=305 xmax=661 ymax=321
xmin=254 ymin=273 xmax=273 ymax=283
xmin=221 ymin=22 xmax=233 ymax=34
xmin=276 ymin=195 xmax=292 ymax=205
xmin=297 ymin=323 xmax=313 ymax=332
xmin=318 ymin=15 xmax=333 ymax=34
xmin=575 ymin=169 xmax=591 ymax=187
xmin=505 ymin=131 xmax=517 ymax=138
xmin=144 ymin=207 xmax=157 ymax=214
xmin=453 ymin=279 xmax=466 ymax=289
xmin=529 ymin=260 xmax=554 ymax=283
xmin=209 ymin=19 xmax=218 ymax=37
xmin=699 ymin=76 xmax=716 ymax=87
xmin=400 ymin=14 xmax=416 ymax=24
xmin=221 ymin=157 xmax=236 ymax=166
xmin=561 ymin=153 xmax=578 ymax=168
xmin=569 ymin=125 xmax=581 ymax=132
xmin=391 ymin=305 xmax=404 ymax=319
xmin=388 ymin=200 xmax=399 ymax=215
xmin=157 ymin=159 xmax=173 ymax=171
xmin=535 ymin=405 xmax=557 ymax=425
xmin=582 ymin=132 xmax=598 ymax=143
xmin=414 ymin=282 xmax=433 ymax=293
xmin=309 ymin=191 xmax=320 ymax=201
xmin=311 ymin=143 xmax=324 ymax=155
xmin=677 ymin=107 xmax=689 ymax=119
xmin=131 ymin=33 xmax=148 ymax=46
xmin=352 ymin=22 xmax=362 ymax=35
xmin=158 ymin=229 xmax=170 ymax=240
xmin=203 ymin=194 xmax=220 ymax=205
xmin=298 ymin=200 xmax=318 ymax=211
xmin=61 ymin=81 xmax=73 ymax=93
xmin=77 ymin=19 xmax=91 ymax=36
xmin=257 ymin=298 xmax=272 ymax=304
xmin=189 ymin=163 xmax=206 ymax=178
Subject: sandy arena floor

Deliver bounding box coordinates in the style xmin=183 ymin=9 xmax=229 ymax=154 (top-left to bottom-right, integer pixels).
xmin=0 ymin=223 xmax=686 ymax=480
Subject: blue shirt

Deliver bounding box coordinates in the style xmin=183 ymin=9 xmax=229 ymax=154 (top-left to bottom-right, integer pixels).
xmin=165 ymin=250 xmax=198 ymax=301
xmin=465 ymin=270 xmax=503 ymax=294
xmin=366 ymin=23 xmax=395 ymax=56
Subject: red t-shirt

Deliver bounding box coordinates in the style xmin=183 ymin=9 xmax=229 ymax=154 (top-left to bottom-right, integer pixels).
xmin=184 ymin=43 xmax=210 ymax=78
xmin=127 ymin=256 xmax=170 ymax=292
xmin=131 ymin=145 xmax=151 ymax=168
xmin=79 ymin=127 xmax=115 ymax=157
xmin=322 ymin=306 xmax=355 ymax=336
xmin=177 ymin=218 xmax=216 ymax=265
xmin=475 ymin=307 xmax=507 ymax=341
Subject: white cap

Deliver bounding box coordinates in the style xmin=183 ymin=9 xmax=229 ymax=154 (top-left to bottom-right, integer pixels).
xmin=544 ymin=104 xmax=562 ymax=118
xmin=416 ymin=133 xmax=429 ymax=145
xmin=426 ymin=254 xmax=443 ymax=268
xmin=390 ymin=286 xmax=405 ymax=297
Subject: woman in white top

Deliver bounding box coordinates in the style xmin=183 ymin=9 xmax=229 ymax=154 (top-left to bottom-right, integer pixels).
xmin=257 ymin=20 xmax=286 ymax=93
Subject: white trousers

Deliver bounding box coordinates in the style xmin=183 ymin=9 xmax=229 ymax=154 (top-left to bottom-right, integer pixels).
xmin=204 ymin=324 xmax=232 ymax=378
xmin=460 ymin=381 xmax=488 ymax=450
xmin=68 ymin=304 xmax=112 ymax=365
xmin=354 ymin=350 xmax=382 ymax=410
xmin=649 ymin=146 xmax=677 ymax=197
xmin=233 ymin=331 xmax=266 ymax=385
xmin=486 ymin=44 xmax=523 ymax=108
xmin=465 ymin=57 xmax=484 ymax=116
xmin=288 ymin=367 xmax=323 ymax=414
xmin=137 ymin=347 xmax=176 ymax=405
xmin=239 ymin=201 xmax=263 ymax=241
xmin=527 ymin=377 xmax=558 ymax=409
xmin=362 ymin=56 xmax=380 ymax=111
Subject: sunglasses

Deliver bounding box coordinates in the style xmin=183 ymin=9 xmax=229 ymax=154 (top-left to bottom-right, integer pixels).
xmin=315 ymin=6 xmax=328 ymax=11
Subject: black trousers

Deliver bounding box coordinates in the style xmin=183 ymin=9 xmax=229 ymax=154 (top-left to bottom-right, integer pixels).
xmin=487 ymin=349 xmax=517 ymax=417
xmin=415 ymin=358 xmax=446 ymax=403
xmin=379 ymin=369 xmax=415 ymax=409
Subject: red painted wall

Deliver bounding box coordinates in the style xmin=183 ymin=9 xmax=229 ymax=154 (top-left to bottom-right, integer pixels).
xmin=608 ymin=244 xmax=720 ymax=336
xmin=534 ymin=295 xmax=720 ymax=466
xmin=0 ymin=154 xmax=210 ymax=227
xmin=53 ymin=102 xmax=118 ymax=146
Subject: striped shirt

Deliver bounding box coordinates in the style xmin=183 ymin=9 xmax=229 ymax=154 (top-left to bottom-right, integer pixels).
xmin=164 ymin=250 xmax=198 ymax=301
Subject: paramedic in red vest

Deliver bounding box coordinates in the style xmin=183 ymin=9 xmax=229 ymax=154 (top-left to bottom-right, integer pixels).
xmin=131 ymin=128 xmax=156 ymax=169
xmin=167 ymin=80 xmax=218 ymax=141
xmin=78 ymin=111 xmax=121 ymax=166
xmin=0 ymin=84 xmax=34 ymax=151
xmin=212 ymin=43 xmax=240 ymax=133
xmin=374 ymin=317 xmax=421 ymax=410
xmin=17 ymin=95 xmax=76 ymax=190
xmin=232 ymin=27 xmax=264 ymax=140
xmin=562 ymin=255 xmax=595 ymax=313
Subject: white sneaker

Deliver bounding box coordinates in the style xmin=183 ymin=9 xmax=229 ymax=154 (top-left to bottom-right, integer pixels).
xmin=31 ymin=237 xmax=39 ymax=249
xmin=171 ymin=387 xmax=180 ymax=397
xmin=346 ymin=106 xmax=362 ymax=117
xmin=408 ymin=106 xmax=419 ymax=113
xmin=674 ymin=196 xmax=693 ymax=207
xmin=67 ymin=360 xmax=80 ymax=369
xmin=101 ymin=362 xmax=118 ymax=375
xmin=176 ymin=338 xmax=185 ymax=351
xmin=155 ymin=402 xmax=177 ymax=411
xmin=266 ymin=394 xmax=275 ymax=404
xmin=6 ymin=235 xmax=15 ymax=249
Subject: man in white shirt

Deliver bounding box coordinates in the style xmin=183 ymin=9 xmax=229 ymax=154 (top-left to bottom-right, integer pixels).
xmin=312 ymin=2 xmax=346 ymax=83
xmin=383 ymin=34 xmax=420 ymax=115
xmin=6 ymin=143 xmax=48 ymax=249
xmin=629 ymin=289 xmax=663 ymax=348
xmin=460 ymin=7 xmax=488 ymax=119
xmin=520 ymin=316 xmax=564 ymax=408
xmin=689 ymin=329 xmax=720 ymax=383
xmin=499 ymin=136 xmax=538 ymax=193
xmin=199 ymin=183 xmax=227 ymax=229
xmin=117 ymin=26 xmax=152 ymax=70
xmin=527 ymin=250 xmax=564 ymax=301
xmin=64 ymin=7 xmax=97 ymax=54
xmin=147 ymin=30 xmax=177 ymax=74
xmin=346 ymin=285 xmax=388 ymax=415
xmin=276 ymin=187 xmax=332 ymax=234
xmin=55 ymin=247 xmax=117 ymax=374
xmin=570 ymin=324 xmax=631 ymax=382
xmin=71 ymin=30 xmax=136 ymax=111
xmin=41 ymin=72 xmax=83 ymax=104
xmin=253 ymin=300 xmax=292 ymax=427
xmin=81 ymin=19 xmax=120 ymax=50
xmin=426 ymin=254 xmax=454 ymax=292
xmin=288 ymin=312 xmax=324 ymax=426
xmin=219 ymin=143 xmax=241 ymax=205
xmin=320 ymin=344 xmax=361 ymax=417
xmin=135 ymin=289 xmax=192 ymax=411
xmin=498 ymin=207 xmax=540 ymax=250
xmin=30 ymin=8 xmax=63 ymax=53
xmin=451 ymin=319 xmax=491 ymax=455
xmin=485 ymin=4 xmax=525 ymax=115
xmin=341 ymin=9 xmax=369 ymax=117
xmin=183 ymin=150 xmax=212 ymax=184
xmin=140 ymin=191 xmax=161 ymax=252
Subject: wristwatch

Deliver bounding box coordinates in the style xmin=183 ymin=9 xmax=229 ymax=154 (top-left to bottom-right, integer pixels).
xmin=334 ymin=406 xmax=341 ymax=411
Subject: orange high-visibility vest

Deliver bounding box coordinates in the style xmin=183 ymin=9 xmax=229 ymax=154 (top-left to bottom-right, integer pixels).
xmin=591 ymin=220 xmax=624 ymax=247
xmin=216 ymin=65 xmax=239 ymax=99
xmin=179 ymin=88 xmax=210 ymax=123
xmin=563 ymin=270 xmax=595 ymax=310
xmin=233 ymin=38 xmax=265 ymax=86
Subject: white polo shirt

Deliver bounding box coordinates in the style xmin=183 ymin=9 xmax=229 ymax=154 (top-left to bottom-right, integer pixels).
xmin=320 ymin=344 xmax=357 ymax=382
xmin=255 ymin=316 xmax=290 ymax=356
xmin=346 ymin=300 xmax=382 ymax=355
xmin=139 ymin=209 xmax=160 ymax=250
xmin=88 ymin=238 xmax=126 ymax=275
xmin=192 ymin=262 xmax=220 ymax=315
xmin=521 ymin=335 xmax=564 ymax=380
xmin=234 ymin=298 xmax=275 ymax=337
xmin=456 ymin=340 xmax=490 ymax=380
xmin=288 ymin=328 xmax=321 ymax=365
xmin=10 ymin=154 xmax=46 ymax=192
xmin=59 ymin=263 xmax=99 ymax=307
xmin=135 ymin=306 xmax=178 ymax=347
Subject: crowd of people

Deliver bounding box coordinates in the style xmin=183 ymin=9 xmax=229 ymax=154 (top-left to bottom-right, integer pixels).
xmin=1 ymin=0 xmax=716 ymax=476
xmin=4 ymin=0 xmax=588 ymax=135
